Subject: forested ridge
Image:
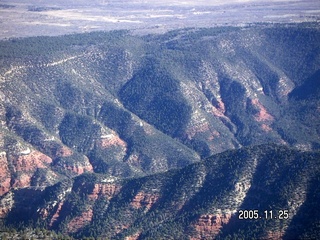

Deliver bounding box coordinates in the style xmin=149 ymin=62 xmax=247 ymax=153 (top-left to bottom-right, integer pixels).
xmin=0 ymin=23 xmax=319 ymax=239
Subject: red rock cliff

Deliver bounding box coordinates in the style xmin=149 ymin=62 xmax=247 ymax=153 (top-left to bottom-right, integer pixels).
xmin=131 ymin=191 xmax=159 ymax=210
xmin=88 ymin=183 xmax=121 ymax=201
xmin=67 ymin=208 xmax=93 ymax=233
xmin=0 ymin=152 xmax=11 ymax=196
xmin=191 ymin=213 xmax=232 ymax=240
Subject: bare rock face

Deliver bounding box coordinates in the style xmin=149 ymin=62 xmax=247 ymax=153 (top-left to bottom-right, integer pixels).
xmin=54 ymin=154 xmax=93 ymax=176
xmin=125 ymin=231 xmax=142 ymax=240
xmin=191 ymin=213 xmax=232 ymax=240
xmin=130 ymin=191 xmax=159 ymax=210
xmin=12 ymin=174 xmax=32 ymax=189
xmin=49 ymin=201 xmax=64 ymax=227
xmin=55 ymin=146 xmax=73 ymax=157
xmin=0 ymin=152 xmax=10 ymax=196
xmin=14 ymin=150 xmax=52 ymax=172
xmin=88 ymin=183 xmax=121 ymax=201
xmin=251 ymin=98 xmax=274 ymax=123
xmin=67 ymin=208 xmax=93 ymax=233
xmin=1 ymin=148 xmax=53 ymax=189
xmin=12 ymin=150 xmax=52 ymax=188
xmin=98 ymin=133 xmax=127 ymax=149
xmin=65 ymin=157 xmax=93 ymax=175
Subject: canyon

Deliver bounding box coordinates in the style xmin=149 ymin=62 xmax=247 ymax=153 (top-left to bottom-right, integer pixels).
xmin=0 ymin=23 xmax=319 ymax=238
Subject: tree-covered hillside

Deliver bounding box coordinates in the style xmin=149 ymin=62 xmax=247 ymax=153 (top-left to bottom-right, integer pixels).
xmin=0 ymin=23 xmax=320 ymax=239
xmin=2 ymin=145 xmax=320 ymax=239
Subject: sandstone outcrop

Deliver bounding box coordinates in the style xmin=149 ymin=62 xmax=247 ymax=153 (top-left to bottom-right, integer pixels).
xmin=191 ymin=213 xmax=232 ymax=240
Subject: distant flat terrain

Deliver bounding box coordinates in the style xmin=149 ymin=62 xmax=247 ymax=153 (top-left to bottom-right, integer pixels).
xmin=0 ymin=0 xmax=319 ymax=38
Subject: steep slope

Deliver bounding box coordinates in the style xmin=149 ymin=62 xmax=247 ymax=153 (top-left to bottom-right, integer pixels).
xmin=1 ymin=145 xmax=319 ymax=239
xmin=0 ymin=31 xmax=201 ymax=195
xmin=288 ymin=69 xmax=320 ymax=101
xmin=0 ymin=24 xmax=320 ymax=238
xmin=1 ymin=24 xmax=320 ymax=194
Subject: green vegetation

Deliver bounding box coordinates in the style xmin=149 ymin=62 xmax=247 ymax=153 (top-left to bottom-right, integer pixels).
xmin=119 ymin=61 xmax=192 ymax=136
xmin=1 ymin=23 xmax=320 ymax=239
xmin=2 ymin=145 xmax=319 ymax=239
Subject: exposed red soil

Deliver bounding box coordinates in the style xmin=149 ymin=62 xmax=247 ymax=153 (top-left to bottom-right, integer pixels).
xmin=125 ymin=230 xmax=142 ymax=240
xmin=0 ymin=152 xmax=11 ymax=196
xmin=261 ymin=123 xmax=273 ymax=132
xmin=88 ymin=183 xmax=121 ymax=201
xmin=98 ymin=134 xmax=127 ymax=149
xmin=131 ymin=191 xmax=159 ymax=210
xmin=67 ymin=208 xmax=93 ymax=233
xmin=49 ymin=201 xmax=64 ymax=227
xmin=191 ymin=213 xmax=232 ymax=240
xmin=251 ymin=98 xmax=274 ymax=122
xmin=56 ymin=146 xmax=73 ymax=157
xmin=12 ymin=173 xmax=31 ymax=188
xmin=14 ymin=150 xmax=52 ymax=172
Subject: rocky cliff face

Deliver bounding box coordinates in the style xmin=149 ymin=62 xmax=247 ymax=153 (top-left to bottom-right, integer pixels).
xmin=88 ymin=182 xmax=121 ymax=201
xmin=130 ymin=191 xmax=159 ymax=210
xmin=191 ymin=213 xmax=232 ymax=240
xmin=0 ymin=152 xmax=10 ymax=195
xmin=1 ymin=145 xmax=319 ymax=239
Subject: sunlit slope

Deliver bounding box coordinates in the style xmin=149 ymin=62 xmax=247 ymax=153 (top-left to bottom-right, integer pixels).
xmin=0 ymin=24 xmax=319 ymax=194
xmin=2 ymin=145 xmax=319 ymax=239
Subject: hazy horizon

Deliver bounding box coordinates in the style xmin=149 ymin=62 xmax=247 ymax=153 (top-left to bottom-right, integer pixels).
xmin=0 ymin=0 xmax=319 ymax=38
